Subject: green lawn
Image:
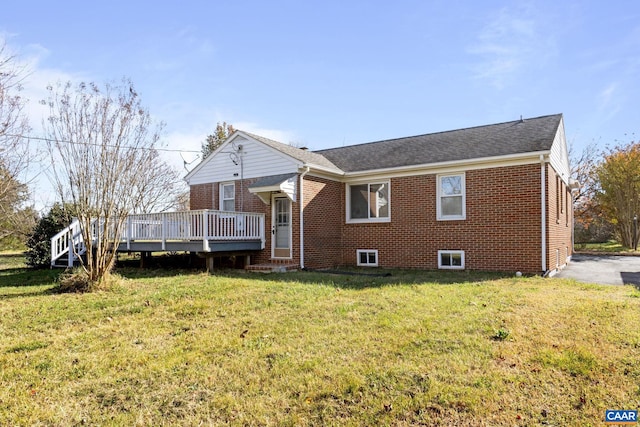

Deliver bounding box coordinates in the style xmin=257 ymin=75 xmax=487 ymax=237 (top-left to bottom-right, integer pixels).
xmin=575 ymin=240 xmax=637 ymax=254
xmin=1 ymin=254 xmax=639 ymax=426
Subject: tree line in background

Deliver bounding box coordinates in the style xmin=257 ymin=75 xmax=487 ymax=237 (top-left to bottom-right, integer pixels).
xmin=572 ymin=139 xmax=640 ymax=249
xmin=0 ymin=42 xmax=35 ymax=248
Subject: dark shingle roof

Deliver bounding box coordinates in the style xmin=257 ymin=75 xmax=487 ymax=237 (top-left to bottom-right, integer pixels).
xmin=248 ymin=173 xmax=297 ymax=189
xmin=314 ymin=114 xmax=562 ymax=172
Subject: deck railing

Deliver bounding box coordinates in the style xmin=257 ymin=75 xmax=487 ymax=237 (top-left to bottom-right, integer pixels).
xmin=50 ymin=218 xmax=86 ymax=268
xmin=123 ymin=210 xmax=265 ymax=251
xmin=51 ymin=210 xmax=266 ymax=267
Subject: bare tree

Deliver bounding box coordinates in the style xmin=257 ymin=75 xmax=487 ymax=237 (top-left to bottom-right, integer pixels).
xmin=569 ymin=140 xmax=598 ymax=204
xmin=0 ymin=40 xmax=34 ymax=245
xmin=174 ymin=189 xmax=190 ymax=211
xmin=129 ymin=148 xmax=185 ymax=214
xmin=569 ymin=140 xmax=613 ymax=243
xmin=43 ymin=78 xmax=179 ymax=288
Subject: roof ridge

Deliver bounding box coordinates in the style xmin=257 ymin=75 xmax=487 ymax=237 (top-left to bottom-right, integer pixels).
xmin=315 ymin=113 xmax=562 ymax=153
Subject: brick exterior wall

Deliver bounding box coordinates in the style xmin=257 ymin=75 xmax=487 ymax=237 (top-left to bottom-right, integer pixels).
xmin=302 ymin=175 xmax=344 ymax=268
xmin=546 ymin=164 xmax=573 ymax=273
xmin=339 ymin=164 xmax=544 ymax=273
xmin=190 ymin=183 xmax=214 ymax=210
xmin=190 ymin=162 xmax=573 ymax=274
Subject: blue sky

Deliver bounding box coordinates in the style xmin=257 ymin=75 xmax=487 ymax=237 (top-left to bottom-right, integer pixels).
xmin=2 ymin=0 xmax=639 ymax=208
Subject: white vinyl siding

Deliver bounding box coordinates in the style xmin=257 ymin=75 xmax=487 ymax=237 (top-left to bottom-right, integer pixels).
xmin=187 ymin=136 xmax=299 ymax=185
xmin=437 ymin=173 xmax=466 ymax=220
xmin=438 ymin=250 xmax=465 ymax=269
xmin=548 ymin=119 xmax=570 ymax=184
xmin=347 ymin=181 xmax=390 ymax=223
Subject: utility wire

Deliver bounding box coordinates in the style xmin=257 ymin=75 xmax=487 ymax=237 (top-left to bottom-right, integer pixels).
xmin=3 ymin=133 xmax=201 ymax=153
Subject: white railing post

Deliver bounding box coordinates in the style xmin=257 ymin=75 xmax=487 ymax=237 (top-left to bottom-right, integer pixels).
xmin=126 ymin=216 xmax=132 ymax=250
xmin=67 ymin=229 xmax=74 ymax=268
xmin=161 ymin=212 xmax=167 ymax=250
xmin=202 ymin=210 xmax=210 ymax=251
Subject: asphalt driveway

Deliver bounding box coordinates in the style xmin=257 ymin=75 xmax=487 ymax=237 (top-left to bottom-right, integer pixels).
xmin=555 ymin=254 xmax=640 ymax=287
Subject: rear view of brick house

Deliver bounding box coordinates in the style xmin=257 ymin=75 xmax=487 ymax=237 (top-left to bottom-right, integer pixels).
xmin=185 ymin=113 xmax=577 ymax=275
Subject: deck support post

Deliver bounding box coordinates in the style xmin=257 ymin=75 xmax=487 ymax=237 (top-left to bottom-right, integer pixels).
xmin=140 ymin=251 xmax=148 ymax=268
xmin=206 ymin=255 xmax=214 ymax=273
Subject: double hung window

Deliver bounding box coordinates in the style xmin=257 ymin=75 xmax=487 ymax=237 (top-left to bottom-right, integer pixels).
xmin=437 ymin=173 xmax=465 ymax=220
xmin=219 ymin=182 xmax=235 ymax=211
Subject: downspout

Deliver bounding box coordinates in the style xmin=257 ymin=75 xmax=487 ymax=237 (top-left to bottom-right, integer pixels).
xmin=299 ymin=166 xmax=310 ymax=269
xmin=540 ymin=155 xmax=547 ymax=274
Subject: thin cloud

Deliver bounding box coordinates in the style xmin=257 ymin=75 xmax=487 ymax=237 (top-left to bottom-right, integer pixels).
xmin=597 ymin=82 xmax=621 ymax=121
xmin=599 ymin=83 xmax=617 ymax=107
xmin=232 ymin=122 xmax=296 ymax=145
xmin=468 ymin=5 xmax=553 ymax=89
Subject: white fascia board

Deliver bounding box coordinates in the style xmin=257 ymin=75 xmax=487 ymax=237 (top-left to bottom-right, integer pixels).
xmin=341 ymin=151 xmax=551 ymax=182
xmin=302 ymin=164 xmax=345 ymax=180
xmin=248 ymin=184 xmax=282 ymax=193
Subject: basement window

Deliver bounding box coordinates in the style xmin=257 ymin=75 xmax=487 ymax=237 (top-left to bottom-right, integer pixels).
xmin=438 ymin=250 xmax=465 ymax=270
xmin=357 ymin=250 xmax=378 ymax=267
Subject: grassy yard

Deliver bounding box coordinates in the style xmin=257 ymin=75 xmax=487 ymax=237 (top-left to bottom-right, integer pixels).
xmin=575 ymin=240 xmax=637 ymax=254
xmin=1 ymin=254 xmax=639 ymax=426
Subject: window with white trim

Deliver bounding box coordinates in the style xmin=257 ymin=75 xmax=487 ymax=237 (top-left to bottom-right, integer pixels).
xmin=438 ymin=250 xmax=465 ymax=269
xmin=437 ymin=173 xmax=465 ymax=220
xmin=347 ymin=182 xmax=390 ymax=222
xmin=219 ymin=182 xmax=235 ymax=211
xmin=357 ymin=250 xmax=378 ymax=267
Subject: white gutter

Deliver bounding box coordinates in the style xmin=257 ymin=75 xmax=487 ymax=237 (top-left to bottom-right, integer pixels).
xmin=540 ymin=155 xmax=547 ymax=273
xmin=299 ymin=166 xmax=310 ymax=269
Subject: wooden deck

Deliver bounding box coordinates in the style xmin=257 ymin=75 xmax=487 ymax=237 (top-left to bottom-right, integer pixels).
xmin=51 ymin=210 xmax=266 ymax=268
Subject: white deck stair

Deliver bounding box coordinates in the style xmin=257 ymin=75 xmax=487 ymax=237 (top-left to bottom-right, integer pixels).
xmin=50 ymin=219 xmax=86 ymax=268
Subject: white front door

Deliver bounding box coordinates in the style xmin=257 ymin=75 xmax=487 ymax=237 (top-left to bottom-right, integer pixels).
xmin=272 ymin=196 xmax=292 ymax=258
